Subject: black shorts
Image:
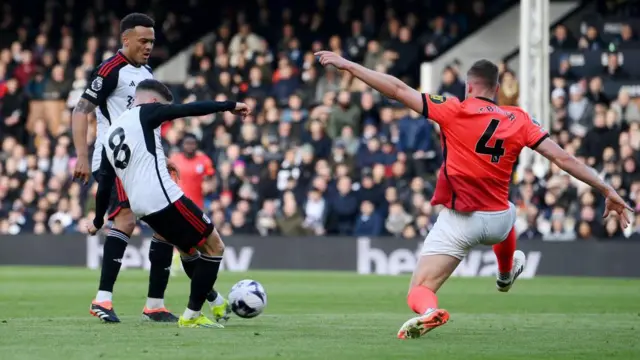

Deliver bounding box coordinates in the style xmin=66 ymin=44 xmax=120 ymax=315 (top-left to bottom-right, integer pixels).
xmin=92 ymin=170 xmax=130 ymax=221
xmin=141 ymin=195 xmax=214 ymax=253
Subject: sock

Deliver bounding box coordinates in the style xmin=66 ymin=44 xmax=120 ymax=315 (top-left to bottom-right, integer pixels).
xmin=147 ymin=236 xmax=174 ymax=301
xmin=207 ymin=290 xmax=226 ymax=308
xmin=180 ymin=251 xmax=200 ymax=279
xmin=146 ymin=298 xmax=165 ymax=309
xmin=96 ymin=290 xmax=113 ymax=302
xmin=182 ymin=308 xmax=201 ymax=320
xmin=407 ymin=285 xmax=438 ymax=315
xmin=181 ymin=251 xmax=219 ymax=305
xmin=98 ymin=229 xmax=129 ymax=293
xmin=187 ymin=254 xmax=222 ymax=312
xmin=493 ymin=227 xmax=516 ymax=279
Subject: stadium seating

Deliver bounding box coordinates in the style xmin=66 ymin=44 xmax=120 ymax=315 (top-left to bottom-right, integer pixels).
xmin=0 ymin=0 xmax=638 ymax=241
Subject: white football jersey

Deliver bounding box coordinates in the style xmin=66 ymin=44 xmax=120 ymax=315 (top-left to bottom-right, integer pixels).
xmin=97 ymin=101 xmax=236 ymax=217
xmin=81 ymin=51 xmax=153 ymax=171
xmin=101 ymin=106 xmax=183 ymax=216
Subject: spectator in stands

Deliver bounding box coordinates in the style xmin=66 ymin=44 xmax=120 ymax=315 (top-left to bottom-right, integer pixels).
xmin=497 ymin=70 xmax=519 ymax=106
xmin=550 ymin=24 xmax=577 ymax=51
xmin=586 ymin=76 xmax=610 ymax=106
xmin=611 ymin=88 xmax=640 ymax=124
xmin=437 ymin=66 xmax=464 ymax=100
xmin=602 ymin=52 xmax=630 ymax=80
xmin=0 ymin=78 xmax=24 ymax=142
xmin=579 ymin=25 xmax=605 ymax=51
xmin=567 ymin=84 xmax=595 ymax=137
xmin=616 ymin=24 xmax=638 ymax=49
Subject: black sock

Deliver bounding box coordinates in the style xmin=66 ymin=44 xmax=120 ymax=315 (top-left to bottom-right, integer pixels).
xmin=206 ymin=290 xmax=219 ymax=302
xmin=188 ymin=254 xmax=222 ymax=312
xmin=181 ymin=252 xmax=218 ymax=303
xmin=180 ymin=251 xmax=199 ymax=279
xmin=147 ymin=237 xmax=174 ymax=300
xmin=98 ymin=229 xmax=129 ymax=293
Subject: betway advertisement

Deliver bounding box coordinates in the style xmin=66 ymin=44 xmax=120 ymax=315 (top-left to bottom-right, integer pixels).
xmin=1 ymin=235 xmax=639 ymax=278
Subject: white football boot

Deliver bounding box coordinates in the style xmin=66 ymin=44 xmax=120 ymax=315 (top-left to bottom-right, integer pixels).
xmin=496 ymin=250 xmax=526 ymax=292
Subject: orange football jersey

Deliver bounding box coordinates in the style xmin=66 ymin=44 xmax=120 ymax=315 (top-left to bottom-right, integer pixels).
xmin=169 ymin=152 xmax=215 ymax=209
xmin=422 ymin=94 xmax=549 ymax=212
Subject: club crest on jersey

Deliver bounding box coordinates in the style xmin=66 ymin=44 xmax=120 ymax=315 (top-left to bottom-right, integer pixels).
xmin=196 ymin=164 xmax=204 ymax=174
xmin=202 ymin=213 xmax=211 ymax=224
xmin=531 ymin=116 xmax=541 ymax=127
xmin=91 ymin=77 xmax=103 ymax=91
xmin=429 ymin=94 xmax=446 ymax=104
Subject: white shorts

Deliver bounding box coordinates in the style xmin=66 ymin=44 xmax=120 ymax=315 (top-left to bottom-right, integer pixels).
xmin=420 ymin=202 xmax=516 ymax=260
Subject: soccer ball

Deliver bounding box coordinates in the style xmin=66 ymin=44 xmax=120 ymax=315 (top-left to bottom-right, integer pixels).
xmin=228 ymin=279 xmax=267 ymax=318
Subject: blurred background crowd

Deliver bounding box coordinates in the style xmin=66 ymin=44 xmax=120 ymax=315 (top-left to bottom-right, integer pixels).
xmin=0 ymin=0 xmax=639 ymax=241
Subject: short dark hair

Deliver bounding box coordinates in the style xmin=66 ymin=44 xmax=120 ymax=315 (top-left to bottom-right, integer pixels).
xmin=120 ymin=13 xmax=155 ymax=34
xmin=182 ymin=133 xmax=198 ymax=141
xmin=467 ymin=59 xmax=499 ymax=88
xmin=136 ymin=79 xmax=173 ymax=102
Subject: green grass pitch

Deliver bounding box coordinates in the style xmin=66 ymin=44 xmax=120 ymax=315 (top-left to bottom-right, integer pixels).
xmin=0 ymin=267 xmax=639 ymax=360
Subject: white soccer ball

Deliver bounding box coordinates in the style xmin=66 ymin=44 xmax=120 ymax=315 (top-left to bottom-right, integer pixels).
xmin=228 ymin=279 xmax=267 ymax=318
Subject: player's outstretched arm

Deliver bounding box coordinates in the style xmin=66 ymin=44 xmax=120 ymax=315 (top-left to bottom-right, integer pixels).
xmin=141 ymin=101 xmax=250 ymax=128
xmin=71 ymin=98 xmax=97 ymax=184
xmin=89 ymin=150 xmax=117 ymax=235
xmin=535 ymin=137 xmax=634 ymax=227
xmin=315 ymin=51 xmax=424 ymax=115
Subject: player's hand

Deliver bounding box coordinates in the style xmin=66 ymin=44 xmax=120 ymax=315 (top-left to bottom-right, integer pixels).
xmin=603 ymin=188 xmax=634 ymax=228
xmin=166 ymin=160 xmax=180 ymax=181
xmin=87 ymin=222 xmax=100 ymax=235
xmin=73 ymin=156 xmax=91 ymax=185
xmin=314 ymin=51 xmax=351 ymax=71
xmin=232 ymin=102 xmax=251 ymax=118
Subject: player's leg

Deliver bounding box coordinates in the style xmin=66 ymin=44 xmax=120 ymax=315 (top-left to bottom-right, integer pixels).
xmin=177 ymin=239 xmax=230 ymax=323
xmin=90 ymin=177 xmax=134 ymax=323
xmin=489 ymin=203 xmax=526 ymax=292
xmin=178 ymin=225 xmax=226 ymax=328
xmin=152 ymin=196 xmax=224 ymax=328
xmin=397 ymin=209 xmax=480 ymax=339
xmin=142 ymin=233 xmax=179 ymax=322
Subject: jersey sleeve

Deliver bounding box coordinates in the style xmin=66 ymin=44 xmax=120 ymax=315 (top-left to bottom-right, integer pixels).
xmin=203 ymin=155 xmax=215 ymax=176
xmin=93 ymin=149 xmax=117 ymax=229
xmin=139 ymin=101 xmax=237 ymax=129
xmin=523 ymin=113 xmax=550 ymax=149
xmin=81 ymin=65 xmax=119 ymax=106
xmin=421 ymin=93 xmax=461 ymax=127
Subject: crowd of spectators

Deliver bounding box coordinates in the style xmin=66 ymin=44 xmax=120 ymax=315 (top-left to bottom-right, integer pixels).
xmin=1 ymin=0 xmax=639 ymax=241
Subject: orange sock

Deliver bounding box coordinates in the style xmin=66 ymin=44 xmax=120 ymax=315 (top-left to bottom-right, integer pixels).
xmin=493 ymin=227 xmax=516 ymax=275
xmin=407 ymin=285 xmax=438 ymax=314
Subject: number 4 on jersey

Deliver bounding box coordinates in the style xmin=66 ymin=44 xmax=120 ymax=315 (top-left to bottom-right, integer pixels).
xmin=475 ymin=119 xmax=505 ymax=163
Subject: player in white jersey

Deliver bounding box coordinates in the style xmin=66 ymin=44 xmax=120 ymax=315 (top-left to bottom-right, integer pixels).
xmin=71 ymin=13 xmax=227 ymax=324
xmin=88 ymin=79 xmax=250 ymax=328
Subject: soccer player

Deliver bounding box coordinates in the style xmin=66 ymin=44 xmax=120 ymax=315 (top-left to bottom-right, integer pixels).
xmin=71 ymin=13 xmax=179 ymax=323
xmin=315 ymin=51 xmax=633 ymax=339
xmin=169 ymin=134 xmax=214 ymax=210
xmin=88 ymin=79 xmax=250 ymax=328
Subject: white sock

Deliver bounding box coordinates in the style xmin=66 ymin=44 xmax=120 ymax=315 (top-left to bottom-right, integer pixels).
xmin=423 ymin=308 xmax=436 ymax=315
xmin=208 ymin=294 xmax=226 ymax=308
xmin=182 ymin=308 xmax=200 ymax=320
xmin=146 ymin=297 xmax=165 ymax=309
xmin=96 ymin=291 xmax=113 ymax=302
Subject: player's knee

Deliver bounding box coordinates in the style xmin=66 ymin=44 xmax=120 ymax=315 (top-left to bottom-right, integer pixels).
xmin=199 ymin=228 xmax=224 ymax=256
xmin=113 ymin=211 xmax=136 ymax=235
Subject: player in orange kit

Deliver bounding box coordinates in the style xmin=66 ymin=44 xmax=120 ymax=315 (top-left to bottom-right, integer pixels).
xmin=169 ymin=133 xmax=214 ymax=209
xmin=315 ymin=51 xmax=633 ymax=339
